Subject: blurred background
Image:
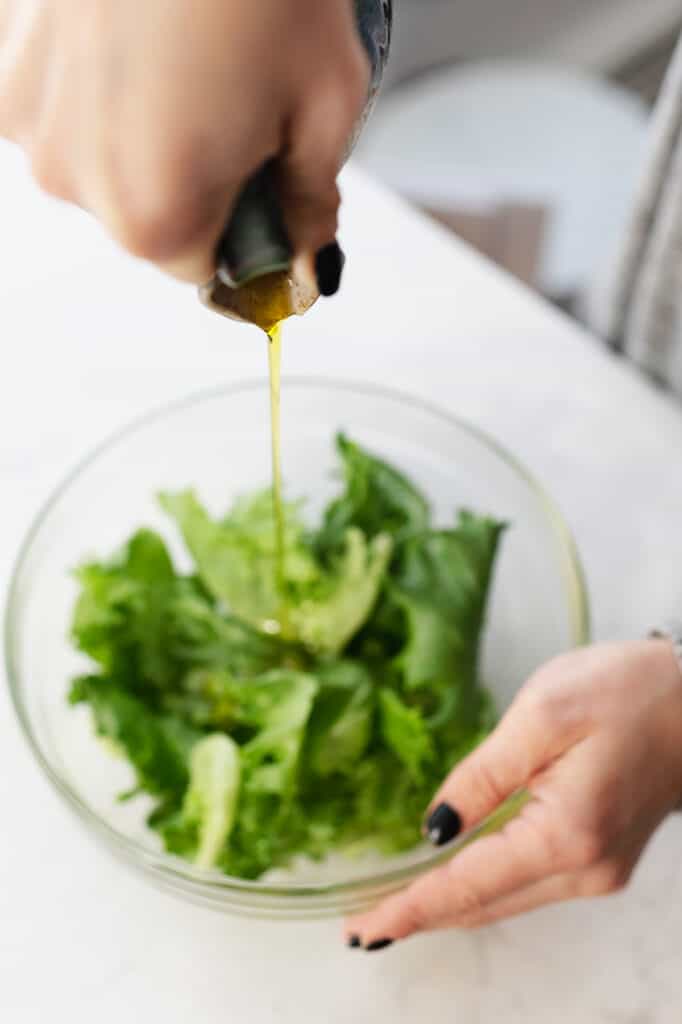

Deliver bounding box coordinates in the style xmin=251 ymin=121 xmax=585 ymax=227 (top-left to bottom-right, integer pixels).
xmin=356 ymin=0 xmax=682 ymax=314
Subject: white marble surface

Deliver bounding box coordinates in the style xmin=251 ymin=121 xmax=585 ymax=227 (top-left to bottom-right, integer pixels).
xmin=2 ymin=141 xmax=682 ymax=1023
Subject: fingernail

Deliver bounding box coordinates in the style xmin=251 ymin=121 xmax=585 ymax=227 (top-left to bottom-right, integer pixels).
xmin=315 ymin=241 xmax=345 ymax=296
xmin=347 ymin=935 xmax=362 ymax=949
xmin=426 ymin=803 xmax=462 ymax=846
xmin=365 ymin=938 xmax=394 ymax=952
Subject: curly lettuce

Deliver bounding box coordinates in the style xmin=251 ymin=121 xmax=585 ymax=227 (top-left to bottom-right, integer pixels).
xmin=69 ymin=434 xmax=504 ymax=878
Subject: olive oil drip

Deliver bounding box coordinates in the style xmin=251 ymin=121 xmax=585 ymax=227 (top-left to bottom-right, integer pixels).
xmin=266 ymin=322 xmax=289 ymax=636
xmin=225 ymin=274 xmax=302 ymax=637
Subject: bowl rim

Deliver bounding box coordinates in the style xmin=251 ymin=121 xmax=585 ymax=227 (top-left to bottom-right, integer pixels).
xmin=3 ymin=376 xmax=590 ymax=903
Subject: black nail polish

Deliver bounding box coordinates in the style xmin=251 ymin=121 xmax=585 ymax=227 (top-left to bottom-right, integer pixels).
xmin=426 ymin=803 xmax=462 ymax=846
xmin=365 ymin=938 xmax=394 ymax=952
xmin=347 ymin=935 xmax=362 ymax=949
xmin=315 ymin=241 xmax=345 ymax=297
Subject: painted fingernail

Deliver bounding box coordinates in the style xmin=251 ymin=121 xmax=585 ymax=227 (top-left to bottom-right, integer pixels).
xmin=426 ymin=803 xmax=462 ymax=846
xmin=347 ymin=934 xmax=362 ymax=949
xmin=315 ymin=241 xmax=345 ymax=296
xmin=365 ymin=938 xmax=394 ymax=952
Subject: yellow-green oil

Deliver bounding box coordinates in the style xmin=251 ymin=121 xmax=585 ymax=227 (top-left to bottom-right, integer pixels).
xmin=225 ymin=272 xmax=309 ymax=638
xmin=266 ymin=322 xmax=288 ymax=634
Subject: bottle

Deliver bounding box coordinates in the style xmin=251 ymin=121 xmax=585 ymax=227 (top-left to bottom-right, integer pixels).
xmin=198 ymin=0 xmax=392 ymax=329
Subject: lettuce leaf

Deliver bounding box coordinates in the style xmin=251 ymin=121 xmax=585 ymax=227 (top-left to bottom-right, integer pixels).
xmin=393 ymin=513 xmax=505 ymax=714
xmin=72 ymin=529 xmax=282 ymax=692
xmin=164 ymin=591 xmax=283 ymax=678
xmin=161 ymin=491 xmax=392 ymax=657
xmin=161 ymin=668 xmax=318 ymax=791
xmin=290 ymin=528 xmax=392 ymax=655
xmin=159 ymin=489 xmax=318 ymax=632
xmin=240 ymin=671 xmax=318 ymax=797
xmin=378 ymin=689 xmax=435 ymax=784
xmin=304 ymin=661 xmax=375 ymax=778
xmin=317 ymin=433 xmax=430 ymax=554
xmin=69 ymin=675 xmax=198 ymax=801
xmin=68 ymin=435 xmax=505 ymax=880
xmin=72 ymin=529 xmax=179 ymax=688
xmin=164 ymin=733 xmax=241 ymax=870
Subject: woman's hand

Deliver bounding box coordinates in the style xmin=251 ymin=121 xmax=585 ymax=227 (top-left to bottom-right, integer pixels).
xmin=346 ymin=639 xmax=682 ymax=948
xmin=0 ymin=0 xmax=368 ymax=283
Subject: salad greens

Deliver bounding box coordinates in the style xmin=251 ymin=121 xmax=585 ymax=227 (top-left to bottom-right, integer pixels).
xmin=69 ymin=434 xmax=505 ymax=878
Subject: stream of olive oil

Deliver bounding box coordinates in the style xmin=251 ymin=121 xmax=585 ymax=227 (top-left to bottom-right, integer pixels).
xmin=266 ymin=322 xmax=289 ymax=635
xmin=226 ymin=273 xmax=300 ymax=636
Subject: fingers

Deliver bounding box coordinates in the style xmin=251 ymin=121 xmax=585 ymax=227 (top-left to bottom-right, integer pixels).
xmin=279 ymin=58 xmax=368 ymax=259
xmin=345 ymin=671 xmax=587 ymax=946
xmin=278 ymin=129 xmax=341 ymax=261
xmin=3 ymin=0 xmax=372 ymax=289
xmin=93 ymin=134 xmax=252 ymax=285
xmin=345 ymin=801 xmax=638 ymax=946
xmin=343 ymin=644 xmax=674 ymax=949
xmin=426 ymin=672 xmax=589 ymax=843
xmin=348 ymin=874 xmax=578 ymax=945
xmin=18 ymin=43 xmax=251 ymax=283
xmin=453 ymin=874 xmax=581 ymax=929
xmin=346 ymin=799 xmax=564 ymax=944
xmin=0 ymin=2 xmax=52 ymax=143
xmin=345 ymin=736 xmax=647 ymax=946
xmin=136 ymin=185 xmax=238 ymax=286
xmin=455 ymin=848 xmax=639 ymax=929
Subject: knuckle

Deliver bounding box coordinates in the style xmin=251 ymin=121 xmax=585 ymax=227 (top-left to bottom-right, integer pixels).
xmin=518 ymin=813 xmax=573 ymax=873
xmin=404 ymin=901 xmax=428 ymax=936
xmin=111 ymin=139 xmax=219 ymax=262
xmin=567 ymin=828 xmax=610 ymax=871
xmin=30 ymin=144 xmax=66 ymax=198
xmin=398 ymin=891 xmax=429 ymax=936
xmin=118 ymin=187 xmax=209 ymax=262
xmin=118 ymin=206 xmax=175 ymax=262
xmin=521 ymin=651 xmax=573 ymax=697
xmin=454 ymin=887 xmax=486 ymax=922
xmin=446 ymin=877 xmax=487 ymax=922
xmin=467 ymin=756 xmax=506 ymax=811
xmin=521 ymin=680 xmax=575 ymax=738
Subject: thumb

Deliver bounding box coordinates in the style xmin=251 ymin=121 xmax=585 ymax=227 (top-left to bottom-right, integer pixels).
xmin=343 ymin=683 xmax=585 ymax=946
xmin=425 ymin=684 xmax=580 ymax=846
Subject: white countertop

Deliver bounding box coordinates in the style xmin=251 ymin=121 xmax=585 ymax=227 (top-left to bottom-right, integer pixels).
xmin=2 ymin=142 xmax=682 ymax=1023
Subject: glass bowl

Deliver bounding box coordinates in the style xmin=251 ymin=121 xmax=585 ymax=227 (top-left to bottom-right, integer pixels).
xmin=4 ymin=380 xmax=589 ymax=918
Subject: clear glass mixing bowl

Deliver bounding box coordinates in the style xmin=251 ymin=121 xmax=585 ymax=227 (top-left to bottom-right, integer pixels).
xmin=4 ymin=381 xmax=589 ymax=918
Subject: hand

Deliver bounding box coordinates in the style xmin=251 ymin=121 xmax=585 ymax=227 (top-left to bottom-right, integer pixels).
xmin=345 ymin=639 xmax=682 ymax=947
xmin=0 ymin=0 xmax=368 ymax=282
